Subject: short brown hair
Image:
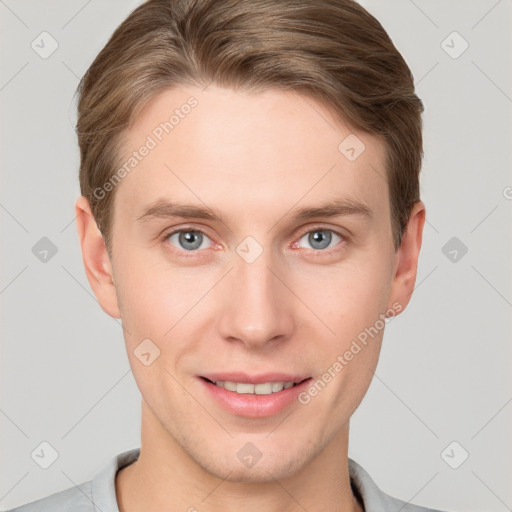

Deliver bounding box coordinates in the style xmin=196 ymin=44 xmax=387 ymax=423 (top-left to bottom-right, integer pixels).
xmin=76 ymin=0 xmax=424 ymax=254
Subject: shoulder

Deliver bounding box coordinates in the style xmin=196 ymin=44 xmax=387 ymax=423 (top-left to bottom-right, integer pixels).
xmin=4 ymin=481 xmax=93 ymax=512
xmin=348 ymin=458 xmax=450 ymax=512
xmin=5 ymin=448 xmax=141 ymax=512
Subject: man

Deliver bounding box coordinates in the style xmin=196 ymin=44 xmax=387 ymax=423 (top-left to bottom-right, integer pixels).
xmin=8 ymin=0 xmax=449 ymax=510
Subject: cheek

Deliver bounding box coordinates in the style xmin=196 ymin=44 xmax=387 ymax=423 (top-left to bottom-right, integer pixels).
xmin=115 ymin=260 xmax=209 ymax=381
xmin=115 ymin=258 xmax=195 ymax=334
xmin=319 ymin=260 xmax=391 ymax=404
xmin=116 ymin=267 xmax=196 ymax=395
xmin=309 ymin=259 xmax=392 ymax=334
xmin=297 ymin=257 xmax=391 ymax=395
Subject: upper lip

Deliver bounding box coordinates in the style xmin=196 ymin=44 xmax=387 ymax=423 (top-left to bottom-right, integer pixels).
xmin=200 ymin=372 xmax=310 ymax=384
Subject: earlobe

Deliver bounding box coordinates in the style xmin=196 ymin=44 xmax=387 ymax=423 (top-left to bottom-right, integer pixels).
xmin=387 ymin=201 xmax=426 ymax=313
xmin=74 ymin=196 xmax=121 ymax=319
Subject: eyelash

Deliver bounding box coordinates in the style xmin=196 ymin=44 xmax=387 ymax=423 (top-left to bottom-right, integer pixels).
xmin=160 ymin=225 xmax=348 ymax=257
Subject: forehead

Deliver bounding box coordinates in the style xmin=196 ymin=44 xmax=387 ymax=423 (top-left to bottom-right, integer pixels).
xmin=113 ymin=85 xmax=388 ymax=226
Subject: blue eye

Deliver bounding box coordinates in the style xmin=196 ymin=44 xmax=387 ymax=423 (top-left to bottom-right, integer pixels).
xmin=162 ymin=227 xmax=345 ymax=256
xmin=297 ymin=229 xmax=343 ymax=251
xmin=166 ymin=229 xmax=212 ymax=251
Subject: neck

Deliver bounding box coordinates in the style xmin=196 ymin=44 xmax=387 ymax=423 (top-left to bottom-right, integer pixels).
xmin=116 ymin=401 xmax=363 ymax=512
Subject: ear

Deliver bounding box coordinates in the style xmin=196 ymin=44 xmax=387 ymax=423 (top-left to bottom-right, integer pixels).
xmin=387 ymin=201 xmax=426 ymax=313
xmin=75 ymin=196 xmax=121 ymax=319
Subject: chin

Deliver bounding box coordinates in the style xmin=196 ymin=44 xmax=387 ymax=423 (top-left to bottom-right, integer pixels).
xmin=188 ymin=438 xmax=322 ymax=483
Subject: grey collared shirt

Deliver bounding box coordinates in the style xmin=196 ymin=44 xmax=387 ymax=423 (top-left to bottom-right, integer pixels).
xmin=6 ymin=448 xmax=448 ymax=512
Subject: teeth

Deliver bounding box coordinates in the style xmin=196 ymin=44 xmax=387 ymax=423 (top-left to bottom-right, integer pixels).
xmin=223 ymin=380 xmax=237 ymax=391
xmin=272 ymin=382 xmax=284 ymax=392
xmin=214 ymin=380 xmax=296 ymax=394
xmin=255 ymin=383 xmax=272 ymax=395
xmin=236 ymin=382 xmax=255 ymax=394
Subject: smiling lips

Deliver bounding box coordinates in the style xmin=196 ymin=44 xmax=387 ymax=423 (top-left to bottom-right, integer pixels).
xmin=206 ymin=379 xmax=297 ymax=394
xmin=201 ymin=373 xmax=310 ymax=392
xmin=199 ymin=373 xmax=312 ymax=417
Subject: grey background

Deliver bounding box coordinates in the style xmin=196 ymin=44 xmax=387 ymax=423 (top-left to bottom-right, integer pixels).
xmin=1 ymin=1 xmax=511 ymax=510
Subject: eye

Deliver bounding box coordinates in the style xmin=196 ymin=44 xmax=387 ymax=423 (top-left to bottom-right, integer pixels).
xmin=296 ymin=228 xmax=344 ymax=251
xmin=161 ymin=226 xmax=345 ymax=255
xmin=165 ymin=229 xmax=213 ymax=252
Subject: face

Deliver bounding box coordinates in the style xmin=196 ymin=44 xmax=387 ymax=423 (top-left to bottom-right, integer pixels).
xmin=77 ymin=84 xmax=423 ymax=483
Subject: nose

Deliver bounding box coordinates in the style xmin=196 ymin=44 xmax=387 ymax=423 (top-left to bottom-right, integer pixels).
xmin=216 ymin=249 xmax=296 ymax=350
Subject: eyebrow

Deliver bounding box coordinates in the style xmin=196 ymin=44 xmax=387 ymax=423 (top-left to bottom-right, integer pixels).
xmin=135 ymin=197 xmax=373 ymax=224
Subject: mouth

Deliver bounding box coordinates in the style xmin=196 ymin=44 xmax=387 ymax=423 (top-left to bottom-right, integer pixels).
xmin=200 ymin=377 xmax=309 ymax=395
xmin=198 ymin=374 xmax=312 ymax=418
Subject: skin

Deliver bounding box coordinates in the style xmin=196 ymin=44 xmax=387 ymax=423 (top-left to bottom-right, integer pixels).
xmin=75 ymin=84 xmax=425 ymax=512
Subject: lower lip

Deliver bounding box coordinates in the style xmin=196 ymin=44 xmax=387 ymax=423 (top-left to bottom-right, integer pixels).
xmin=199 ymin=377 xmax=312 ymax=418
